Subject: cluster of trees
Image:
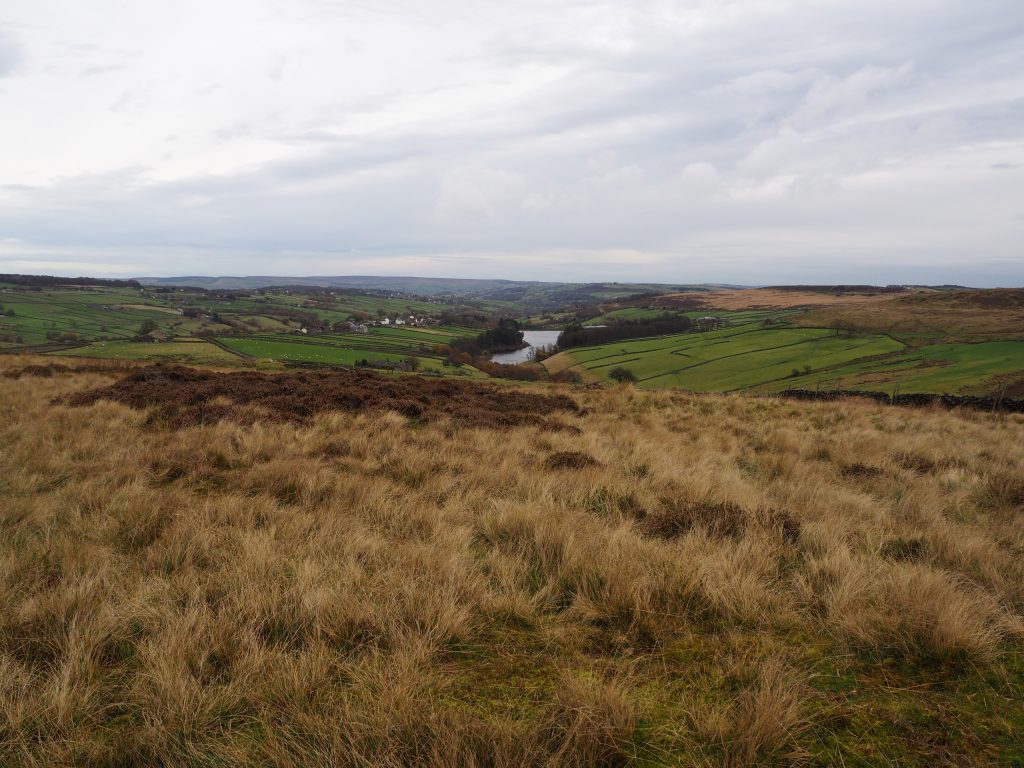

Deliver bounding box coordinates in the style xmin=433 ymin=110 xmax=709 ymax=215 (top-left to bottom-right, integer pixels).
xmin=438 ymin=308 xmax=495 ymax=329
xmin=447 ymin=318 xmax=525 ymax=357
xmin=434 ymin=338 xmax=546 ymax=382
xmin=475 ymin=318 xmax=524 ymax=352
xmin=135 ymin=319 xmax=161 ymax=341
xmin=556 ymin=315 xmax=693 ymax=350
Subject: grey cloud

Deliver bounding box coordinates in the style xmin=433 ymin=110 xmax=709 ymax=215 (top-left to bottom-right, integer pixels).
xmin=0 ymin=28 xmax=23 ymax=76
xmin=0 ymin=0 xmax=1022 ymax=285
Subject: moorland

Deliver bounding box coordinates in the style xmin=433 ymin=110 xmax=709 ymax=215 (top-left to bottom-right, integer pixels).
xmin=1 ymin=354 xmax=1023 ymax=765
xmin=1 ymin=275 xmax=1023 ymax=765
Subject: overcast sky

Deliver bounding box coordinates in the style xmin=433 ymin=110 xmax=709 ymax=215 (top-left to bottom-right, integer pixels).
xmin=1 ymin=0 xmax=1022 ymax=285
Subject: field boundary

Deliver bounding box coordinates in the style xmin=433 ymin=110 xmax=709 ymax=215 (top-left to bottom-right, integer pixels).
xmin=776 ymin=388 xmax=1024 ymax=413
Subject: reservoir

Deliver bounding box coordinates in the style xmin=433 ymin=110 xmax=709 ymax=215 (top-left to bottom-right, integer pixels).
xmin=490 ymin=330 xmax=562 ymax=365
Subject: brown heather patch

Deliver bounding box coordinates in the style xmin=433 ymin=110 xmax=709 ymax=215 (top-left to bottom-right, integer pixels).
xmin=640 ymin=499 xmax=800 ymax=544
xmin=59 ymin=364 xmax=580 ymax=430
xmin=839 ymin=462 xmax=884 ymax=479
xmin=1 ymin=355 xmax=1023 ymax=765
xmin=545 ymin=450 xmax=602 ymax=470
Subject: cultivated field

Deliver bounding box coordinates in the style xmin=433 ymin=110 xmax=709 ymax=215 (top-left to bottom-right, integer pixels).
xmin=1 ymin=357 xmax=1022 ymax=766
xmin=545 ymin=325 xmax=908 ymax=391
xmin=548 ymin=289 xmax=1024 ymax=396
xmin=216 ymin=326 xmax=483 ymax=375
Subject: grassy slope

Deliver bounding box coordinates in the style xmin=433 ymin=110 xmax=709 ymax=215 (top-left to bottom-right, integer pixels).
xmin=547 ymin=290 xmax=1024 ymax=396
xmin=217 ymin=326 xmax=485 ymax=376
xmin=547 ymin=325 xmax=906 ymax=391
xmin=0 ymin=286 xmax=178 ymax=345
xmin=796 ymin=290 xmax=1024 ymax=344
xmin=1 ymin=357 xmax=1022 ymax=766
xmin=0 ymin=283 xmax=453 ymax=351
xmin=1 ymin=285 xmax=490 ymax=379
xmin=548 ymin=315 xmax=1024 ymax=395
xmin=764 ymin=340 xmax=1024 ymax=395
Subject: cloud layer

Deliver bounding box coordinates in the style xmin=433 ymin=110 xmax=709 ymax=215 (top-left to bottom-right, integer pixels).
xmin=1 ymin=0 xmax=1022 ymax=284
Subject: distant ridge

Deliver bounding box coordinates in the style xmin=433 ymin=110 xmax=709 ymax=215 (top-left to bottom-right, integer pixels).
xmin=137 ymin=274 xmax=744 ymax=295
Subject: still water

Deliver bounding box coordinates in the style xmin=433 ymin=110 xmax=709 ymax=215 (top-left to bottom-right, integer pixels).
xmin=489 ymin=330 xmax=562 ymax=365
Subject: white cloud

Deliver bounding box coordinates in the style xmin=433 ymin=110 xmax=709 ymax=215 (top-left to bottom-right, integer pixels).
xmin=0 ymin=0 xmax=1021 ymax=285
xmin=0 ymin=28 xmax=21 ymax=76
xmin=794 ymin=62 xmax=915 ymax=124
xmin=434 ymin=165 xmax=526 ymax=224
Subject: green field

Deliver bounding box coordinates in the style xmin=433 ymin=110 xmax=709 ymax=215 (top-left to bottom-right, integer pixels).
xmin=0 ymin=286 xmax=184 ymax=345
xmin=0 ymin=281 xmax=494 ymax=378
xmin=217 ymin=326 xmax=486 ymax=377
xmin=0 ymin=282 xmax=465 ymax=350
xmin=548 ymin=322 xmax=1024 ymax=395
xmin=566 ymin=306 xmax=786 ymax=329
xmin=771 ymin=340 xmax=1024 ymax=394
xmin=547 ymin=325 xmax=905 ymax=391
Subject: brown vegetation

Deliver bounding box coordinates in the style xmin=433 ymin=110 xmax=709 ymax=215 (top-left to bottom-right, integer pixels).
xmin=61 ymin=364 xmax=580 ymax=430
xmin=1 ymin=356 xmax=1022 ymax=765
xmin=652 ymin=288 xmax=907 ymax=311
xmin=796 ymin=289 xmax=1024 ymax=342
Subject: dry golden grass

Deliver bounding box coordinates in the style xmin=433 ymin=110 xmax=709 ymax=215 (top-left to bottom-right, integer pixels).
xmin=796 ymin=291 xmax=1024 ymax=342
xmin=654 ymin=288 xmax=905 ymax=311
xmin=1 ymin=355 xmax=1023 ymax=766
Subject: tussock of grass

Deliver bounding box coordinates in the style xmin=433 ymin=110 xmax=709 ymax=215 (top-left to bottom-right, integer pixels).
xmin=1 ymin=356 xmax=1022 ymax=765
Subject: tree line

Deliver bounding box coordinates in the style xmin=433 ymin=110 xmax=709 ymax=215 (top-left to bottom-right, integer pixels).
xmin=556 ymin=315 xmax=693 ymax=349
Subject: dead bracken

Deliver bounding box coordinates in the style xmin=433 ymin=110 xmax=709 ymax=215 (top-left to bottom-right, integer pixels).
xmin=59 ymin=365 xmax=580 ymax=430
xmin=3 ymin=362 xmax=129 ymax=379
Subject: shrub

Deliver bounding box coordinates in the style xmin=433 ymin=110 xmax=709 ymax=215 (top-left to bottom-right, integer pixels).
xmin=608 ymin=367 xmax=637 ymax=383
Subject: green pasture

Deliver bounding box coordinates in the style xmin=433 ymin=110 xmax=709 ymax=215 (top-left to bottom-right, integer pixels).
xmin=219 ymin=337 xmax=415 ymax=366
xmin=774 ymin=340 xmax=1024 ymax=395
xmin=581 ymin=307 xmax=785 ymax=327
xmin=0 ymin=287 xmax=181 ymax=345
xmin=583 ymin=307 xmax=681 ymax=324
xmin=0 ymin=283 xmax=462 ymax=350
xmin=218 ymin=332 xmax=485 ymax=377
xmin=551 ymin=325 xmax=906 ymax=391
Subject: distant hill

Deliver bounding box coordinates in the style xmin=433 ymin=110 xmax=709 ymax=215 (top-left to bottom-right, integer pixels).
xmin=136 ymin=275 xmax=743 ymax=309
xmin=137 ymin=274 xmax=738 ymax=295
xmin=138 ymin=275 xmax=526 ymax=293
